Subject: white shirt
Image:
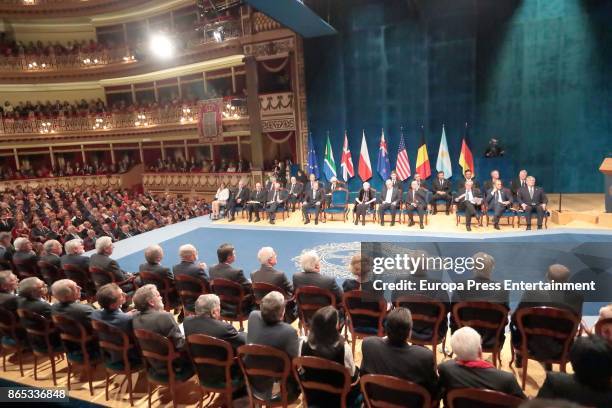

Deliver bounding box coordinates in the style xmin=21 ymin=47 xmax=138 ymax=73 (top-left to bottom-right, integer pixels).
xmin=384 ymin=188 xmax=393 ymax=203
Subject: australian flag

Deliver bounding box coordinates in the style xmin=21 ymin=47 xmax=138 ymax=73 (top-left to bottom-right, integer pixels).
xmin=307 ymin=134 xmax=320 ymax=178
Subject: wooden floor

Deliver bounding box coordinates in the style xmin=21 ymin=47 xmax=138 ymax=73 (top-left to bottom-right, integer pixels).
xmin=1 ymin=315 xmax=566 ymax=407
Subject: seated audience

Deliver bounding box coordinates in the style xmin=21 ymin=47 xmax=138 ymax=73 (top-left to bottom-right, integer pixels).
xmin=60 ymin=238 xmax=89 ymax=271
xmin=211 ymin=182 xmax=230 ymax=220
xmin=0 ymin=232 xmax=14 ymax=268
xmin=265 ymin=181 xmax=287 ymax=225
xmin=89 ymin=236 xmax=134 ymax=293
xmin=454 ymin=179 xmax=483 ymax=231
xmin=298 ymin=306 xmax=360 ymax=407
xmin=404 ymin=180 xmax=427 ymax=229
xmin=12 ymin=237 xmax=39 ymax=276
xmin=173 ymin=243 xmax=208 ymax=282
xmin=431 ymin=171 xmax=452 ymax=215
xmin=354 ymin=182 xmax=376 ymax=226
xmin=361 ymin=307 xmax=439 ymax=400
xmin=537 ymin=335 xmax=611 ymax=408
xmin=41 ymin=239 xmax=62 ymax=270
xmin=293 ymin=250 xmax=343 ymax=306
xmin=16 ymin=276 xmax=55 ymax=347
xmin=251 ymin=246 xmax=296 ymax=323
xmin=438 ymin=327 xmax=526 ymax=400
xmin=517 ymin=176 xmax=548 ymax=230
xmin=226 ymin=179 xmax=250 ymax=222
xmin=209 ymin=243 xmax=253 ymax=313
xmin=378 ymin=179 xmax=401 ymax=226
xmin=50 ymin=279 xmax=96 ymax=334
xmin=286 ymin=176 xmax=303 ymax=212
xmin=596 ymin=304 xmax=612 ymax=342
xmin=0 ymin=270 xmax=19 ymax=313
xmin=246 ymin=182 xmax=266 ymax=223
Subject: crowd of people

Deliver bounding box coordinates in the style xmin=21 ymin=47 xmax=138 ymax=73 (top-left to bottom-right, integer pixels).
xmin=147 ymin=157 xmax=250 ymax=174
xmin=0 ymin=185 xmax=210 ymax=257
xmin=0 ymin=157 xmax=135 ymax=181
xmin=0 ymin=37 xmax=111 ymax=59
xmin=0 ymin=241 xmax=609 ymax=407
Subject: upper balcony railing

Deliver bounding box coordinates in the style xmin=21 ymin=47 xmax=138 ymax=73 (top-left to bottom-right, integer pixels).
xmin=0 ymin=0 xmax=153 ymax=17
xmin=0 ymin=48 xmax=134 ymax=72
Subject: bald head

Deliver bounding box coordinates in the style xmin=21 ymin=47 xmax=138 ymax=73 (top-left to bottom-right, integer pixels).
xmin=547 ymin=264 xmax=570 ymax=283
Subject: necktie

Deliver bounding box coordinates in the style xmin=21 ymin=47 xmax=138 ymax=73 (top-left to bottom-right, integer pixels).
xmin=273 ymin=191 xmax=277 ymax=202
xmin=529 ymin=187 xmax=534 ymax=199
xmin=496 ymin=190 xmax=501 ymax=203
xmin=238 ymin=188 xmax=242 ymax=197
xmin=466 ymin=191 xmax=472 ymax=202
xmin=290 ymin=184 xmax=294 ymax=194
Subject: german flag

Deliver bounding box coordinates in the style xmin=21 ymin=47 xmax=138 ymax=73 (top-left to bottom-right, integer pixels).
xmin=458 ymin=123 xmax=475 ymax=175
xmin=415 ymin=126 xmax=431 ymax=179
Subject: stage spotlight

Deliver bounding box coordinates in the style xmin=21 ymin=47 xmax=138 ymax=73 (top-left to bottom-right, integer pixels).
xmin=149 ymin=34 xmax=174 ymax=59
xmin=213 ymin=27 xmax=224 ymax=43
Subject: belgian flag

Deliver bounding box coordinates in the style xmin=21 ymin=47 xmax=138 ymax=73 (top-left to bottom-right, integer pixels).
xmin=458 ymin=122 xmax=475 ymax=175
xmin=415 ymin=125 xmax=431 ymax=179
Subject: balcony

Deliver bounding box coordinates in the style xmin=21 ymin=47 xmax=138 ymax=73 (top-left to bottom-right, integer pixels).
xmin=0 ymin=0 xmax=153 ymax=18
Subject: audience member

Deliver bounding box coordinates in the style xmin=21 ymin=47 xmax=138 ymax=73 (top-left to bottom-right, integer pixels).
xmin=0 ymin=270 xmax=19 ymax=313
xmin=89 ymin=237 xmax=134 ymax=293
xmin=209 ymin=243 xmax=253 ymax=314
xmin=293 ymin=250 xmax=343 ymax=306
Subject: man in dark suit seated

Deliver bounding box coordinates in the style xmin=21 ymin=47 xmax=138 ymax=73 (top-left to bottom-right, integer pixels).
xmin=510 ymin=264 xmax=583 ymax=369
xmin=246 ymin=182 xmax=266 ymax=223
xmin=0 ymin=232 xmax=14 ymax=269
xmin=209 ymin=243 xmax=253 ymax=315
xmin=12 ymin=237 xmax=39 ymax=277
xmin=324 ymin=176 xmax=346 ymax=207
xmin=361 ymin=308 xmax=439 ymax=402
xmin=293 ymin=250 xmax=343 ymax=308
xmin=17 ymin=276 xmax=57 ymax=348
xmin=439 ymin=327 xmax=525 ymax=401
xmin=450 ymin=252 xmax=509 ymax=349
xmin=227 ymin=179 xmax=250 ymax=222
xmin=251 ymin=246 xmax=296 ymax=323
xmin=302 ymin=181 xmax=324 ymax=225
xmin=139 ymin=244 xmax=179 ymax=308
xmin=511 ymin=169 xmax=529 ymax=200
xmin=431 ymin=171 xmax=452 ymax=215
xmin=378 ymin=179 xmax=401 ymax=226
xmin=517 ymin=176 xmax=548 ymax=230
xmin=354 ymin=182 xmax=377 ymax=226
xmin=454 ymin=179 xmax=483 ymax=231
xmin=132 ymin=284 xmax=193 ymax=379
xmin=264 ymin=181 xmax=288 ymax=225
xmin=405 ymin=180 xmax=428 ymax=229
xmin=537 ymin=335 xmax=612 ymax=408
xmin=41 ymin=240 xmax=62 ymax=270
xmin=116 ymin=224 xmax=136 ymax=240
xmin=485 ymin=179 xmax=513 ymax=230
xmin=246 ymin=291 xmax=300 ymax=402
xmin=286 ymin=176 xmax=303 ymax=212
xmin=89 ymin=236 xmax=134 ymax=294
xmin=60 ymin=238 xmax=90 ymax=272
xmin=0 ymin=270 xmax=19 ymax=314
xmin=91 ymin=283 xmax=140 ymax=366
xmin=483 ymin=169 xmax=501 ymax=193
xmin=457 ymin=169 xmax=480 ymax=190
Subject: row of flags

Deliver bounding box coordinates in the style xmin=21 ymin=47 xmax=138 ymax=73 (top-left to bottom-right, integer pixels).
xmin=309 ymin=125 xmax=475 ymax=182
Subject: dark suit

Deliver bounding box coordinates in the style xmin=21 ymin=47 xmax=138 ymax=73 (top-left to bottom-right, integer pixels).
xmin=438 ymin=360 xmax=526 ymax=400
xmin=227 ymin=186 xmax=250 ymax=218
xmin=511 ymin=178 xmax=528 ymax=199
xmin=378 ymin=186 xmax=401 ymax=225
xmin=0 ymin=219 xmax=14 ymax=232
xmin=404 ymin=188 xmax=428 ymax=225
xmin=91 ymin=309 xmax=138 ymax=364
xmin=537 ymin=371 xmax=612 ymax=408
xmin=517 ymin=185 xmax=548 ymax=228
xmin=511 ymin=288 xmax=583 ymax=361
xmin=0 ymin=291 xmax=19 ymax=314
xmin=141 ymin=262 xmax=179 ymax=308
xmin=286 ymin=182 xmax=303 ymax=211
xmin=51 ymin=300 xmax=97 ymax=354
xmin=293 ymin=270 xmax=343 ymax=306
xmin=89 ymin=253 xmax=132 ymax=292
xmin=209 ymin=263 xmax=253 ymax=315
xmin=133 ymin=309 xmax=191 ymax=377
xmin=17 ymin=297 xmax=59 ymax=349
xmin=265 ymin=189 xmax=288 ymax=221
xmin=354 ymin=188 xmax=376 ymax=224
xmin=41 ymin=253 xmax=61 ymax=270
xmin=302 ymin=188 xmax=324 ymax=223
xmin=485 ymin=187 xmax=513 ymax=226
xmin=60 ymin=253 xmax=90 ymax=271
xmin=251 ymin=265 xmax=296 ymax=323
xmin=246 ymin=189 xmax=267 ymax=221
xmin=361 ymin=337 xmax=439 ymax=400
xmin=432 ymin=178 xmax=452 ymax=213
xmin=12 ymin=251 xmax=40 ymax=278
xmin=324 ymin=181 xmax=346 ymax=206
xmin=455 ymin=188 xmax=482 ymax=226
xmin=457 ymin=178 xmax=480 ymax=190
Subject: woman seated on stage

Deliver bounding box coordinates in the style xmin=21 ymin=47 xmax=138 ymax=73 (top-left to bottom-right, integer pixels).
xmin=211 ymin=182 xmax=230 ymax=220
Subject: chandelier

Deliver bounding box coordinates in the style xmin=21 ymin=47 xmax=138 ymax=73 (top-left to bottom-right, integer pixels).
xmin=180 ymin=106 xmax=194 ymax=123
xmin=39 ymin=122 xmax=55 ymax=134
xmin=134 ymin=113 xmax=149 ymax=127
xmin=92 ymin=117 xmax=110 ymax=130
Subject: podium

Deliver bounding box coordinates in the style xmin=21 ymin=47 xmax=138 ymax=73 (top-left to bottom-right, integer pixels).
xmin=599 ymin=158 xmax=612 ymax=213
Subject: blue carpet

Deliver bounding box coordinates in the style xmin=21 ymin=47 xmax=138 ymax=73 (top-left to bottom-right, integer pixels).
xmin=115 ymin=223 xmax=612 ymax=316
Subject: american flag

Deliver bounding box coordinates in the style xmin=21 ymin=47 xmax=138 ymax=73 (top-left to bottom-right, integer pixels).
xmin=395 ymin=132 xmax=411 ymax=180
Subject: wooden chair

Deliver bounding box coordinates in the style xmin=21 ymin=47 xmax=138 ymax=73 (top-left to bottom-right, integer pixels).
xmin=452 ymin=301 xmax=509 ymax=367
xmin=134 ymin=328 xmax=195 ymax=408
xmin=295 ymin=286 xmax=337 ymax=335
xmin=17 ymin=309 xmax=63 ymax=385
xmin=343 ymin=290 xmax=387 ymax=355
xmin=292 ymin=356 xmax=355 ymax=408
xmin=174 ymin=274 xmax=209 ymax=316
xmin=187 ymin=334 xmax=242 ymax=408
xmin=361 ymin=374 xmax=432 ymax=408
xmin=89 ymin=266 xmax=137 ymax=293
xmin=91 ymin=320 xmax=142 ymax=406
xmin=393 ymin=295 xmax=448 ymax=367
xmin=138 ymin=271 xmax=179 ymax=312
xmin=52 ymin=314 xmax=100 ymax=395
xmin=595 ymin=317 xmax=612 ymax=339
xmin=62 ymin=263 xmax=96 ymax=302
xmin=210 ymin=278 xmax=250 ymax=331
xmin=446 ymin=388 xmax=524 ymax=408
xmin=237 ymin=344 xmax=296 ymax=407
xmin=12 ymin=256 xmax=40 ymax=280
xmin=511 ymin=306 xmax=580 ymax=389
xmin=0 ymin=307 xmax=26 ymax=376
xmin=252 ymin=282 xmax=290 ymax=306
xmin=37 ymin=260 xmax=64 ymax=287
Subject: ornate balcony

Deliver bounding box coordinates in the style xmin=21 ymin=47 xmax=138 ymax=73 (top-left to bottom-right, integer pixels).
xmin=142 ymin=171 xmax=253 ymax=196
xmin=0 ymin=0 xmax=153 ymax=18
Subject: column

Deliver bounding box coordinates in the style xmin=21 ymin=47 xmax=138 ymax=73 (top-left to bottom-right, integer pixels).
xmin=160 ymin=141 xmax=165 ymax=160
xmin=49 ymin=146 xmax=55 ymax=169
xmin=13 ymin=148 xmax=20 ymax=170
xmin=110 ymin=143 xmax=116 ymax=164
xmin=231 ymin=66 xmax=236 ymax=94
xmin=81 ymin=145 xmax=86 ymax=163
xmin=245 ymin=55 xmax=264 ymax=169
xmin=139 ymin=141 xmax=144 ymax=163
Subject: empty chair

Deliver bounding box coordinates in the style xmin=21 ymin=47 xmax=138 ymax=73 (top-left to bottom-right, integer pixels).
xmin=361 ymin=374 xmax=432 ymax=408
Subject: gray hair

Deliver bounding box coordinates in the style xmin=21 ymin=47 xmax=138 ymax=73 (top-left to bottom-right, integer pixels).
xmin=195 ymin=294 xmax=220 ymax=317
xmin=133 ymin=284 xmax=158 ymax=312
xmin=13 ymin=237 xmax=29 ymax=251
xmin=547 ymin=264 xmax=570 ymax=283
xmin=261 ymin=291 xmax=285 ymax=324
xmin=43 ymin=239 xmax=61 ymax=254
xmin=300 ymin=251 xmax=320 ymax=273
xmin=257 ymin=246 xmax=276 ymax=265
xmin=527 ymin=176 xmax=536 ymax=182
xmin=179 ymin=244 xmax=197 ymax=261
xmin=145 ymin=244 xmax=163 ymax=264
xmin=18 ymin=277 xmax=42 ymax=299
xmin=451 ymin=327 xmax=482 ymax=361
xmin=95 ymin=236 xmax=113 ymax=254
xmin=0 ymin=231 xmax=10 ymax=242
xmin=473 ymin=252 xmax=495 ymax=279
xmin=0 ymin=270 xmax=15 ymax=288
xmin=64 ymin=239 xmax=82 ymax=254
xmin=51 ymin=279 xmax=76 ymax=302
